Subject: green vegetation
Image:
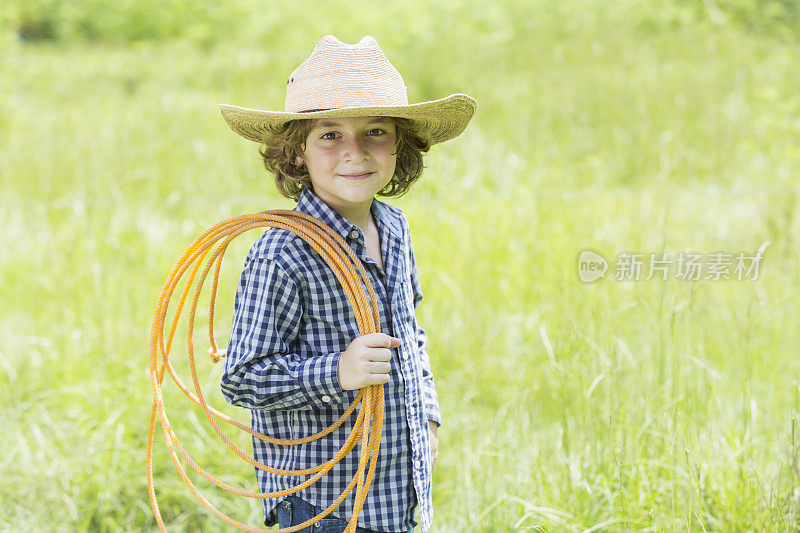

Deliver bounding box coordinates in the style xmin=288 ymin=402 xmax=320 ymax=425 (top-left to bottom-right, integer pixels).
xmin=2 ymin=1 xmax=799 ymax=531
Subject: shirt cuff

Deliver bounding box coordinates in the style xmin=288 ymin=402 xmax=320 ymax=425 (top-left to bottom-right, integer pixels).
xmin=298 ymin=351 xmax=346 ymax=408
xmin=423 ymin=377 xmax=442 ymax=427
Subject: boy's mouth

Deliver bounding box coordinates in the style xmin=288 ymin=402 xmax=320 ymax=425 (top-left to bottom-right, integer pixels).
xmin=340 ymin=172 xmax=374 ymax=180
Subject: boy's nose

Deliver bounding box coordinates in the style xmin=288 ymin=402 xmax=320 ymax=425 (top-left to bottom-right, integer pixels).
xmin=342 ymin=136 xmax=369 ymax=162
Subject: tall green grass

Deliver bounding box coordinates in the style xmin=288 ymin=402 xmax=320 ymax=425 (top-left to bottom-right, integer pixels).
xmin=2 ymin=1 xmax=799 ymax=531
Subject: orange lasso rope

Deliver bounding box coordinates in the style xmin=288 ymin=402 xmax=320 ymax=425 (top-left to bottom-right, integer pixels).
xmin=146 ymin=210 xmax=386 ymax=532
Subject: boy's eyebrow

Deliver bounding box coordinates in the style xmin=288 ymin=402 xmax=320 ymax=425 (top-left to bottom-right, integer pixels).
xmin=313 ymin=118 xmax=393 ymax=129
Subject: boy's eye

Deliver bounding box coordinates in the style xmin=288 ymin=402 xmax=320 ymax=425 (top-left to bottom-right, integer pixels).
xmin=319 ymin=128 xmax=387 ymax=141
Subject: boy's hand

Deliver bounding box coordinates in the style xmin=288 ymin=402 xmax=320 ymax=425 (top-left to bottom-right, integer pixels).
xmin=428 ymin=420 xmax=438 ymax=468
xmin=337 ymin=333 xmax=401 ymax=391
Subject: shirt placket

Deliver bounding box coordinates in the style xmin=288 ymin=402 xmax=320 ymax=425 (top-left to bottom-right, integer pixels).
xmin=391 ymin=270 xmax=430 ymax=513
xmin=368 ymin=217 xmax=430 ymax=522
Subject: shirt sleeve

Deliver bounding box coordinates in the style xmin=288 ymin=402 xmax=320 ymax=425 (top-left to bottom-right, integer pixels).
xmin=220 ymin=254 xmax=346 ymax=411
xmin=409 ymin=238 xmax=442 ymax=428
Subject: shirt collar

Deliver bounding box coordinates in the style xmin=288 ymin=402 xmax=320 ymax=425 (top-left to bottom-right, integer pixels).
xmin=293 ymin=186 xmax=403 ymax=241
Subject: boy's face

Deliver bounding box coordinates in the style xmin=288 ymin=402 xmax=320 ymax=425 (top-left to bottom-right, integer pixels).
xmin=296 ymin=116 xmax=397 ymax=215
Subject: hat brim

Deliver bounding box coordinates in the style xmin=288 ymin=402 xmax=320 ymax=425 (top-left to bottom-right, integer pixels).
xmin=219 ymin=93 xmax=477 ymax=146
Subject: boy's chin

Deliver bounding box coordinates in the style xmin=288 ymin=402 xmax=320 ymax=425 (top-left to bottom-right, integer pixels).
xmin=336 ymin=184 xmax=382 ymax=199
xmin=340 ymin=192 xmax=378 ymax=205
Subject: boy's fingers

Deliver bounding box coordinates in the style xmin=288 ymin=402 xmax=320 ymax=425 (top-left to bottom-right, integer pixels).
xmin=367 ymin=361 xmax=391 ymax=373
xmin=368 ymin=349 xmax=392 ymax=362
xmin=362 ymin=333 xmax=401 ymax=348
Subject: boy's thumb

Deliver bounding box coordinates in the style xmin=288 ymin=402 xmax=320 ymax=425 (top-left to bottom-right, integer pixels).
xmin=389 ymin=336 xmax=402 ymax=347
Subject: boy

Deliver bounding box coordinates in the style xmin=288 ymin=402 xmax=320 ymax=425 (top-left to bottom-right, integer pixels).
xmin=218 ymin=35 xmax=476 ymax=532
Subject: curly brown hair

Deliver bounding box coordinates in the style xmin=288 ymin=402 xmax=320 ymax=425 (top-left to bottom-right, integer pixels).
xmin=258 ymin=117 xmax=432 ymax=201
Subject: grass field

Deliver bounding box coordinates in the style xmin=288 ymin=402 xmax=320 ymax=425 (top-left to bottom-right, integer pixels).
xmin=2 ymin=1 xmax=800 ymax=531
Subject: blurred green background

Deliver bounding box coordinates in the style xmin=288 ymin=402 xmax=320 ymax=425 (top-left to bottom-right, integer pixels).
xmin=2 ymin=1 xmax=799 ymax=531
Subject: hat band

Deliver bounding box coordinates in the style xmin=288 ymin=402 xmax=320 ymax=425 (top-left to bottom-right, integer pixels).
xmin=298 ymin=108 xmax=332 ymax=113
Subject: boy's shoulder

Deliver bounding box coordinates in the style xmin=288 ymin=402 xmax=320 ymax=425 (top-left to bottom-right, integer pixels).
xmin=245 ymin=227 xmax=304 ymax=264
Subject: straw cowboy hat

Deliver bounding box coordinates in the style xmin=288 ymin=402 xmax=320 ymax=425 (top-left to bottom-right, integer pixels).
xmin=219 ymin=35 xmax=477 ymax=145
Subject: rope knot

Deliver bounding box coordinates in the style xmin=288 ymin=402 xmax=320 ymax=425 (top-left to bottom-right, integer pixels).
xmin=208 ymin=347 xmax=226 ymax=363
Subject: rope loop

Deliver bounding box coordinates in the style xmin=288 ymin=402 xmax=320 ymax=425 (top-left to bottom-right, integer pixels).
xmin=146 ymin=210 xmax=385 ymax=532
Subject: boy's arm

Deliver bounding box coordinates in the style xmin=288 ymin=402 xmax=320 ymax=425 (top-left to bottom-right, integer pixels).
xmin=409 ymin=239 xmax=442 ymax=429
xmin=220 ymin=254 xmax=345 ymax=411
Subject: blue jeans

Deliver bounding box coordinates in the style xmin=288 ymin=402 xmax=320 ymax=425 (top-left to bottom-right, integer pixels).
xmin=276 ymin=495 xmax=415 ymax=533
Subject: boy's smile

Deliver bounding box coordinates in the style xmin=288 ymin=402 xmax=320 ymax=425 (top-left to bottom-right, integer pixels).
xmin=296 ymin=116 xmax=397 ymax=229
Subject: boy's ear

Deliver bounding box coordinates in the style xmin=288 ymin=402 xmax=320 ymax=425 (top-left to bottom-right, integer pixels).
xmin=295 ymin=155 xmax=304 ymax=167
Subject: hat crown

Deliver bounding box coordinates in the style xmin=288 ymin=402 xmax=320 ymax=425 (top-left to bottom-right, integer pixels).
xmin=284 ymin=35 xmax=409 ymax=113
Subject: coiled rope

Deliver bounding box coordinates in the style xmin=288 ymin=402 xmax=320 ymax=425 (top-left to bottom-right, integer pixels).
xmin=146 ymin=209 xmax=386 ymax=532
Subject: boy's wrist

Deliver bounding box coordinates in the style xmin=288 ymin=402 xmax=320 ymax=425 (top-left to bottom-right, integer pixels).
xmin=298 ymin=351 xmax=345 ymax=408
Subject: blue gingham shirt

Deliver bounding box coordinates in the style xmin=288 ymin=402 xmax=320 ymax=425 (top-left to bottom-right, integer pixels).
xmin=220 ymin=186 xmax=441 ymax=532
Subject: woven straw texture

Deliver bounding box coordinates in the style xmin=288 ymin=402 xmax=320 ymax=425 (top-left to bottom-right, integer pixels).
xmin=219 ymin=35 xmax=477 ymax=146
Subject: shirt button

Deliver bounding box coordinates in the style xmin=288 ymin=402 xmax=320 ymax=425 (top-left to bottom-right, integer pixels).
xmin=349 ymin=229 xmax=360 ymax=240
xmin=321 ymin=395 xmax=331 ymax=403
xmin=313 ymin=522 xmax=320 ymax=528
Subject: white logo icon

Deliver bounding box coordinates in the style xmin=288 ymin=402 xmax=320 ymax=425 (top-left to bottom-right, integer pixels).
xmin=578 ymin=250 xmax=608 ymax=282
